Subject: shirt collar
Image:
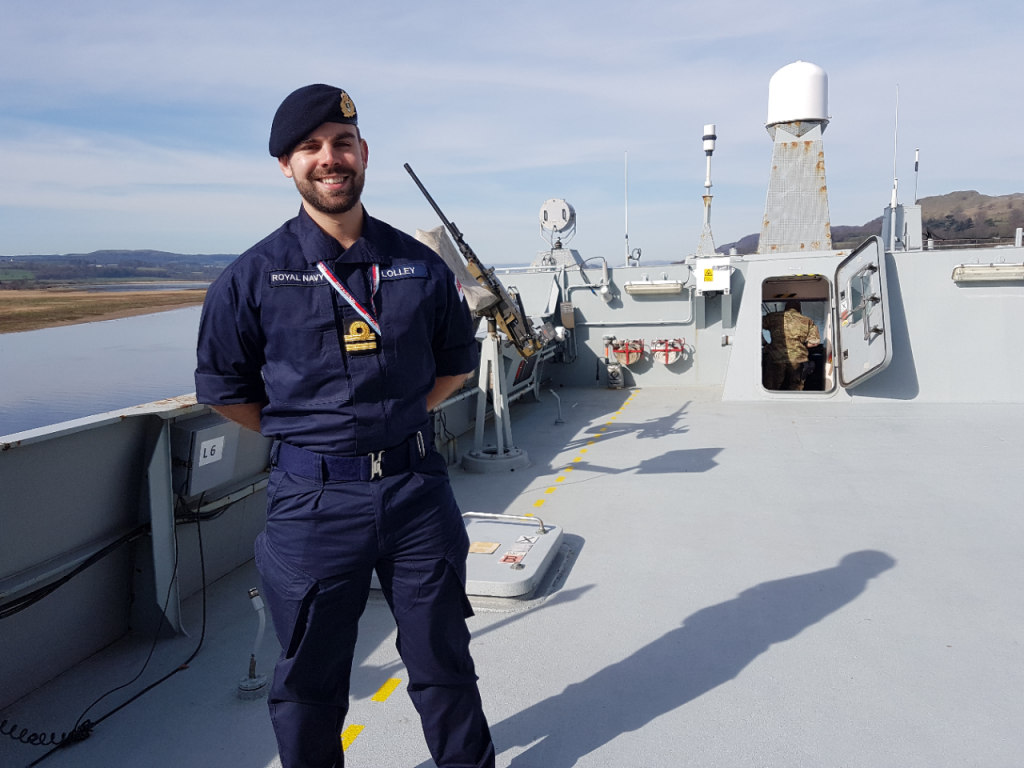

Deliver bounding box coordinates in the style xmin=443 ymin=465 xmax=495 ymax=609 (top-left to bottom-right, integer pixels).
xmin=297 ymin=206 xmax=392 ymax=267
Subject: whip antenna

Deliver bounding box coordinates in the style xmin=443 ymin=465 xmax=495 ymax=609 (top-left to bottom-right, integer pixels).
xmin=891 ymin=85 xmax=899 ymax=208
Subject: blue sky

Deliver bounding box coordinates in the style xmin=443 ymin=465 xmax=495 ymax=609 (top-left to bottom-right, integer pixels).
xmin=1 ymin=0 xmax=1021 ymax=263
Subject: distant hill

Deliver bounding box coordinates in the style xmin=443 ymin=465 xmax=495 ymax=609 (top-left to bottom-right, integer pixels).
xmin=4 ymin=249 xmax=238 ymax=265
xmin=0 ymin=250 xmax=239 ymax=288
xmin=918 ymin=190 xmax=1024 ymax=241
xmin=717 ymin=191 xmax=1024 ymax=254
xmin=718 ymin=232 xmax=760 ymax=255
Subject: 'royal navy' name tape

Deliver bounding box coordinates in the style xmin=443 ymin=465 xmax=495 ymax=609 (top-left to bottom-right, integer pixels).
xmin=270 ymin=271 xmax=326 ymax=286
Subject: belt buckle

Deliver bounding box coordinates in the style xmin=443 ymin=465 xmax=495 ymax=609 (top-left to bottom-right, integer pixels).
xmin=369 ymin=450 xmax=384 ymax=480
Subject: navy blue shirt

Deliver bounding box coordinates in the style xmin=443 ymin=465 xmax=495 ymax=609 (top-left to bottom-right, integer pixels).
xmin=195 ymin=207 xmax=479 ymax=455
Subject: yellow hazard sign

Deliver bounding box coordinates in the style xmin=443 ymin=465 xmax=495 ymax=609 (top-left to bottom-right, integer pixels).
xmin=703 ymin=268 xmax=714 ymax=282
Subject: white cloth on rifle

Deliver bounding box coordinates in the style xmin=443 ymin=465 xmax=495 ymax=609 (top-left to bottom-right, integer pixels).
xmin=415 ymin=226 xmax=499 ymax=316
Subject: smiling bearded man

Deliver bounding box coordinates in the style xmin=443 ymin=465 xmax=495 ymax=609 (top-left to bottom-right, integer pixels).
xmin=194 ymin=84 xmax=495 ymax=768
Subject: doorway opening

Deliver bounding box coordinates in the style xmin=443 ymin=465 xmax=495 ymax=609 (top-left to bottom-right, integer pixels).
xmin=761 ymin=275 xmax=833 ymax=393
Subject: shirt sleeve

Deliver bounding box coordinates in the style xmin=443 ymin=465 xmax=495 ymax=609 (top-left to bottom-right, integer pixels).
xmin=432 ymin=267 xmax=480 ymax=377
xmin=194 ymin=266 xmax=268 ymax=404
xmin=806 ymin=319 xmax=821 ymax=346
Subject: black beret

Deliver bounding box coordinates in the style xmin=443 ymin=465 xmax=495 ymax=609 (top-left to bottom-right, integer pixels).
xmin=269 ymin=84 xmax=358 ymax=158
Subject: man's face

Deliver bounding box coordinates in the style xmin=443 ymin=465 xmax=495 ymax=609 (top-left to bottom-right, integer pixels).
xmin=278 ymin=123 xmax=369 ymax=215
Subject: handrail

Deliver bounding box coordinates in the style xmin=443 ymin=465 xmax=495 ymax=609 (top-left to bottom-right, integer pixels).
xmin=462 ymin=511 xmax=548 ymax=534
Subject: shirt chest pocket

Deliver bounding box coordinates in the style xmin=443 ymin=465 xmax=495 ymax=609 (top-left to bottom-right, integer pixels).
xmin=262 ymin=289 xmax=350 ymax=406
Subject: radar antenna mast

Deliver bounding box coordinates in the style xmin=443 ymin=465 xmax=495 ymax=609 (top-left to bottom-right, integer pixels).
xmin=695 ymin=124 xmax=718 ymax=257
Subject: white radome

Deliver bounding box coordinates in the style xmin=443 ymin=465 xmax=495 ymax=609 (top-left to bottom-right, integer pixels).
xmin=766 ymin=60 xmax=829 ymax=126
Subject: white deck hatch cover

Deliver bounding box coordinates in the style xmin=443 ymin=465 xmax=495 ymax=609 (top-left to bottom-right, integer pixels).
xmin=835 ymin=236 xmax=892 ymax=387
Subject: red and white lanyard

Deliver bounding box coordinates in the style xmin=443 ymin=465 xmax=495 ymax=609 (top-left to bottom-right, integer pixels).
xmin=316 ymin=261 xmax=381 ymax=336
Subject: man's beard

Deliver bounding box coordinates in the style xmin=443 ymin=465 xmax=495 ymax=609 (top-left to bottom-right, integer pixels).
xmin=294 ymin=165 xmax=365 ymax=215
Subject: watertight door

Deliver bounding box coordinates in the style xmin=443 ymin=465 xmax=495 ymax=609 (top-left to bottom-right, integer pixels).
xmin=835 ymin=236 xmax=892 ymax=388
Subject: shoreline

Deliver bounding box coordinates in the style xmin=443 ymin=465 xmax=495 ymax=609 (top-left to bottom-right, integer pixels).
xmin=0 ymin=289 xmax=207 ymax=334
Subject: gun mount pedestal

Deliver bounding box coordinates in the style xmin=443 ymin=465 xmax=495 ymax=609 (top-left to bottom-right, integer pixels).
xmin=462 ymin=321 xmax=531 ymax=473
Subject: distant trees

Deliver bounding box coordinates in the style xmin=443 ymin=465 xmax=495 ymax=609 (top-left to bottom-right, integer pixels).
xmin=925 ymin=214 xmax=976 ymax=234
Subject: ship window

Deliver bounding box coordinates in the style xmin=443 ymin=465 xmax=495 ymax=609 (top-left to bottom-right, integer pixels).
xmin=848 ymin=277 xmax=865 ymax=327
xmin=761 ymin=276 xmax=834 ymax=393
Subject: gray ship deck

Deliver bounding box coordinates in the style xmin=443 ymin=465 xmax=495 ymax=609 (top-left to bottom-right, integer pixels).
xmin=5 ymin=386 xmax=1024 ymax=768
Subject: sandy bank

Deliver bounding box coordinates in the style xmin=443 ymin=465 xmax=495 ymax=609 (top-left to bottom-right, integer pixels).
xmin=0 ymin=289 xmax=207 ymax=334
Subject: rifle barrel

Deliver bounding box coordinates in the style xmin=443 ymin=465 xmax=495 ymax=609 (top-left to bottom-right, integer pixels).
xmin=403 ymin=163 xmax=461 ymax=238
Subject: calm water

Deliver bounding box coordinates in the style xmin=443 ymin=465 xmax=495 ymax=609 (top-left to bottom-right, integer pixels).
xmin=0 ymin=307 xmax=202 ymax=437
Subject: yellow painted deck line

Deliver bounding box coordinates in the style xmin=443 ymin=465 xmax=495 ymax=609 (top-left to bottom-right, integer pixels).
xmin=580 ymin=449 xmax=588 ymax=454
xmin=556 ymin=476 xmax=565 ymax=482
xmin=572 ymin=457 xmax=581 ymax=462
xmin=587 ymin=440 xmax=595 ymax=445
xmin=564 ymin=466 xmax=573 ymax=471
xmin=524 ymin=512 xmax=534 ymax=517
xmin=545 ymin=487 xmax=556 ymax=493
xmin=533 ymin=499 xmax=545 ymax=507
xmin=371 ymin=678 xmax=402 ymax=702
xmin=341 ymin=724 xmax=364 ymax=751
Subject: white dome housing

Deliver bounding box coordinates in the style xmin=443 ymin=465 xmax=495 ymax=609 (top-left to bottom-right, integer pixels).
xmin=766 ymin=61 xmax=828 ymax=126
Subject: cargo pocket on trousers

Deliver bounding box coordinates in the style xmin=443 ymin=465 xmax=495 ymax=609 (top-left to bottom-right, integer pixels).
xmin=254 ymin=533 xmax=319 ymax=658
xmin=444 ymin=553 xmax=475 ymax=619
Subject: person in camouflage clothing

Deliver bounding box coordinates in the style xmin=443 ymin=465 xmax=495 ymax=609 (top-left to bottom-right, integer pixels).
xmin=762 ymin=301 xmax=821 ymax=390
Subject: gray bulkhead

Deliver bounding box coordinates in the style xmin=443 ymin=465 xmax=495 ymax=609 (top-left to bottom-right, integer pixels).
xmin=724 ymin=243 xmax=1024 ymax=403
xmin=0 ymin=404 xmax=270 ymax=711
xmin=506 ymin=239 xmax=1024 ymax=404
xmin=502 ymin=263 xmax=740 ymax=389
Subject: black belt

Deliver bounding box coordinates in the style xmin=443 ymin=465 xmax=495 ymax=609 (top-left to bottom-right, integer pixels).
xmin=272 ymin=432 xmax=428 ymax=482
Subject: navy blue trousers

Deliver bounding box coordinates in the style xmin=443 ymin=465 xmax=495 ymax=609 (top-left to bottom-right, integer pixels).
xmin=255 ymin=449 xmax=495 ymax=768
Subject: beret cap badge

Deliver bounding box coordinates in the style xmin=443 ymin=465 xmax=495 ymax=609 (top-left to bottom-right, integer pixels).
xmin=340 ymin=91 xmax=357 ymax=118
